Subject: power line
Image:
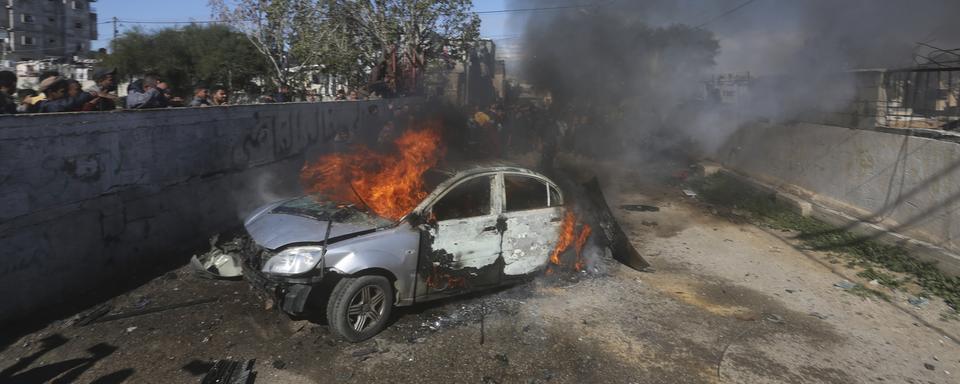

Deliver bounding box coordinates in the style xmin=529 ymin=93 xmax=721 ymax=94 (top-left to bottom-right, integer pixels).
xmin=694 ymin=0 xmax=759 ymax=29
xmin=114 ymin=19 xmax=220 ymax=25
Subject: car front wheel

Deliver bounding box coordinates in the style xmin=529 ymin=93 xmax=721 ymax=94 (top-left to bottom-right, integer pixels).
xmin=326 ymin=275 xmax=393 ymax=342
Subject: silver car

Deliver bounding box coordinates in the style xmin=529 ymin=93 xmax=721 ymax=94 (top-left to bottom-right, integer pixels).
xmin=236 ymin=166 xmax=565 ymax=341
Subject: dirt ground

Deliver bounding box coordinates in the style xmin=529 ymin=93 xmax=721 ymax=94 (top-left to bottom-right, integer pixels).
xmin=2 ymin=157 xmax=959 ymax=384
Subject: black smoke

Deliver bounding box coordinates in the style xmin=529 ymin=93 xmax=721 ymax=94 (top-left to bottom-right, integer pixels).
xmin=511 ymin=0 xmax=960 ymax=155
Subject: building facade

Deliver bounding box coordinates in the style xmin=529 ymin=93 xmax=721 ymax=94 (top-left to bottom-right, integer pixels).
xmin=1 ymin=0 xmax=98 ymax=61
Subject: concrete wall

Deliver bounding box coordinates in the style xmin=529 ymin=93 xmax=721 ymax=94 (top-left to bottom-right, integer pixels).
xmin=0 ymin=100 xmax=395 ymax=324
xmin=717 ymin=121 xmax=960 ymax=264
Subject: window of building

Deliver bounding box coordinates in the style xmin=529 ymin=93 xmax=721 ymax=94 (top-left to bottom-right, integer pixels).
xmin=74 ymin=22 xmax=83 ymax=29
xmin=73 ymin=1 xmax=84 ymax=10
xmin=48 ymin=17 xmax=56 ymax=23
xmin=48 ymin=38 xmax=55 ymax=44
xmin=21 ymin=36 xmax=35 ymax=45
xmin=21 ymin=14 xmax=35 ymax=23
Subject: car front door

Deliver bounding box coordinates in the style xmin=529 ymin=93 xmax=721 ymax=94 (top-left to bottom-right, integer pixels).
xmin=499 ymin=173 xmax=564 ymax=276
xmin=419 ymin=173 xmax=503 ymax=295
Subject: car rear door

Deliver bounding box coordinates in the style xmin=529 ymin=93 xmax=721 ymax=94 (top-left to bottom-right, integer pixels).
xmin=499 ymin=173 xmax=564 ymax=276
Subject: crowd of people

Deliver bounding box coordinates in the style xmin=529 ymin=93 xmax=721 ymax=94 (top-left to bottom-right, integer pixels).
xmin=462 ymin=94 xmax=590 ymax=169
xmin=0 ymin=68 xmax=375 ymax=115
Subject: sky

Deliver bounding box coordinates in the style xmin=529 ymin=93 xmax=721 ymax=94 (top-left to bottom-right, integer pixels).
xmin=91 ymin=0 xmax=519 ymax=50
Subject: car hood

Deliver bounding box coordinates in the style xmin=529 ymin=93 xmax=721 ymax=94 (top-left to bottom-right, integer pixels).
xmin=244 ymin=196 xmax=395 ymax=250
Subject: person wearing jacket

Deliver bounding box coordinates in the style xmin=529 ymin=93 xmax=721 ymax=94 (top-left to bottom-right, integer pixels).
xmin=126 ymin=75 xmax=169 ymax=109
xmin=35 ymin=78 xmax=94 ymax=113
xmin=0 ymin=70 xmax=17 ymax=114
xmin=83 ymin=67 xmax=119 ymax=111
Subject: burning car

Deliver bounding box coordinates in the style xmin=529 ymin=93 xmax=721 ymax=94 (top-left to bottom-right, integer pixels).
xmin=228 ymin=166 xmax=568 ymax=341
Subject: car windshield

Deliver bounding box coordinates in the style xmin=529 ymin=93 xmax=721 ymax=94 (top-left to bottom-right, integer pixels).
xmin=276 ymin=196 xmax=395 ymax=227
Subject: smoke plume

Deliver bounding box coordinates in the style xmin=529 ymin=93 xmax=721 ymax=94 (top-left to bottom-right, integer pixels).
xmin=510 ymin=0 xmax=960 ymax=156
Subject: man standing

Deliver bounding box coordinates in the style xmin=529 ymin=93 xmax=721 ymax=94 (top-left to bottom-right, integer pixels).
xmin=84 ymin=67 xmax=119 ymax=111
xmin=0 ymin=70 xmax=17 ymax=114
xmin=36 ymin=78 xmax=93 ymax=113
xmin=189 ymin=84 xmax=211 ymax=107
xmin=211 ymin=86 xmax=229 ymax=106
xmin=126 ymin=75 xmax=169 ymax=109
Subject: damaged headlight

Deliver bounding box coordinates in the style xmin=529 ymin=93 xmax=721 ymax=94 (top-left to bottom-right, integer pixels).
xmin=262 ymin=246 xmax=324 ymax=275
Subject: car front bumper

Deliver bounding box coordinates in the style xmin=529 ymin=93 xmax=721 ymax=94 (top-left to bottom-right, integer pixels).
xmin=242 ymin=263 xmax=319 ymax=315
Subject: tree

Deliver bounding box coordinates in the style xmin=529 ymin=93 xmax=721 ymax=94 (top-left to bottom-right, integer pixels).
xmin=319 ymin=0 xmax=480 ymax=95
xmin=209 ymin=0 xmax=327 ymax=91
xmin=102 ymin=24 xmax=271 ymax=97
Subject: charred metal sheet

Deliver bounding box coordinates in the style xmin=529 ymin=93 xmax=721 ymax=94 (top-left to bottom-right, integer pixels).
xmin=202 ymin=359 xmax=256 ymax=384
xmin=582 ymin=177 xmax=651 ymax=271
xmin=501 ymin=208 xmax=562 ymax=275
xmin=191 ymin=253 xmax=243 ymax=279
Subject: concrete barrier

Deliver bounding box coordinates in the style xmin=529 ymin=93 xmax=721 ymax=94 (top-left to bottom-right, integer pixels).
xmin=716 ymin=121 xmax=960 ymax=274
xmin=0 ymin=100 xmax=400 ymax=324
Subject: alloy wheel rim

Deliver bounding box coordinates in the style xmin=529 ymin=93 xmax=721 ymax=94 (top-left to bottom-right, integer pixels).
xmin=347 ymin=285 xmax=385 ymax=332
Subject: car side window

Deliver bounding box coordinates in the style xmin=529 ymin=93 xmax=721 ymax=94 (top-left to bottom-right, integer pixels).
xmin=505 ymin=175 xmax=549 ymax=212
xmin=431 ymin=176 xmax=492 ymax=221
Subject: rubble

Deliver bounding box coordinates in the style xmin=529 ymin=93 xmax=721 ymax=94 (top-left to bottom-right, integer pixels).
xmin=201 ymin=359 xmax=256 ymax=384
xmin=191 ymin=239 xmax=244 ymax=280
xmin=89 ymin=297 xmax=219 ymax=324
xmin=620 ymin=204 xmax=660 ymax=212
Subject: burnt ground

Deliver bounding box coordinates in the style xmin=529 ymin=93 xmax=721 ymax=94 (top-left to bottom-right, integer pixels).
xmin=2 ymin=155 xmax=960 ymax=384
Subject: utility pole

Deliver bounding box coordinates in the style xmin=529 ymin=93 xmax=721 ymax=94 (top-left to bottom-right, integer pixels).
xmin=113 ymin=17 xmax=118 ymax=40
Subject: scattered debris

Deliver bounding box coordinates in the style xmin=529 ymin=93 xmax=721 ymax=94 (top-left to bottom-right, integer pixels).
xmin=785 ymin=289 xmax=796 ymax=294
xmin=763 ymin=314 xmax=784 ymax=324
xmin=641 ymin=220 xmax=658 ymax=227
xmin=621 ymin=204 xmax=659 ymax=212
xmin=908 ymin=296 xmax=930 ymax=307
xmin=351 ymin=347 xmax=378 ymax=358
xmin=125 ymin=326 xmax=137 ymax=333
xmin=494 ymin=353 xmax=509 ymax=366
xmin=202 ymin=359 xmax=256 ymax=384
xmin=89 ymin=297 xmax=219 ymax=324
xmin=132 ymin=297 xmax=152 ymax=310
xmin=809 ymin=312 xmax=829 ymax=320
xmin=73 ymin=303 xmax=113 ymax=327
xmin=271 ymin=359 xmax=286 ymax=370
xmin=191 ymin=253 xmax=243 ymax=279
xmin=833 ymin=280 xmax=856 ymax=290
xmin=682 ymin=189 xmax=698 ymax=198
xmin=924 ymin=363 xmax=935 ymax=371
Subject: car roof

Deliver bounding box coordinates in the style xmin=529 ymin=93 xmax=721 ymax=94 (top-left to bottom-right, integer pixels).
xmin=433 ymin=161 xmax=550 ymax=179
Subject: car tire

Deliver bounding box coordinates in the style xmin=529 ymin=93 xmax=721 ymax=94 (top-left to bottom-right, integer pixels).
xmin=327 ymin=275 xmax=393 ymax=342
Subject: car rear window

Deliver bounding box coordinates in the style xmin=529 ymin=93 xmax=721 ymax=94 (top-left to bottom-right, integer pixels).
xmin=505 ymin=175 xmax=550 ymax=212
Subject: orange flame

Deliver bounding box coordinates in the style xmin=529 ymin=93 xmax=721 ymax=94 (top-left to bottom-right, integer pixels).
xmin=548 ymin=211 xmax=593 ymax=273
xmin=549 ymin=211 xmax=577 ymax=266
xmin=574 ymin=224 xmax=593 ymax=272
xmin=299 ymin=121 xmax=444 ymax=221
